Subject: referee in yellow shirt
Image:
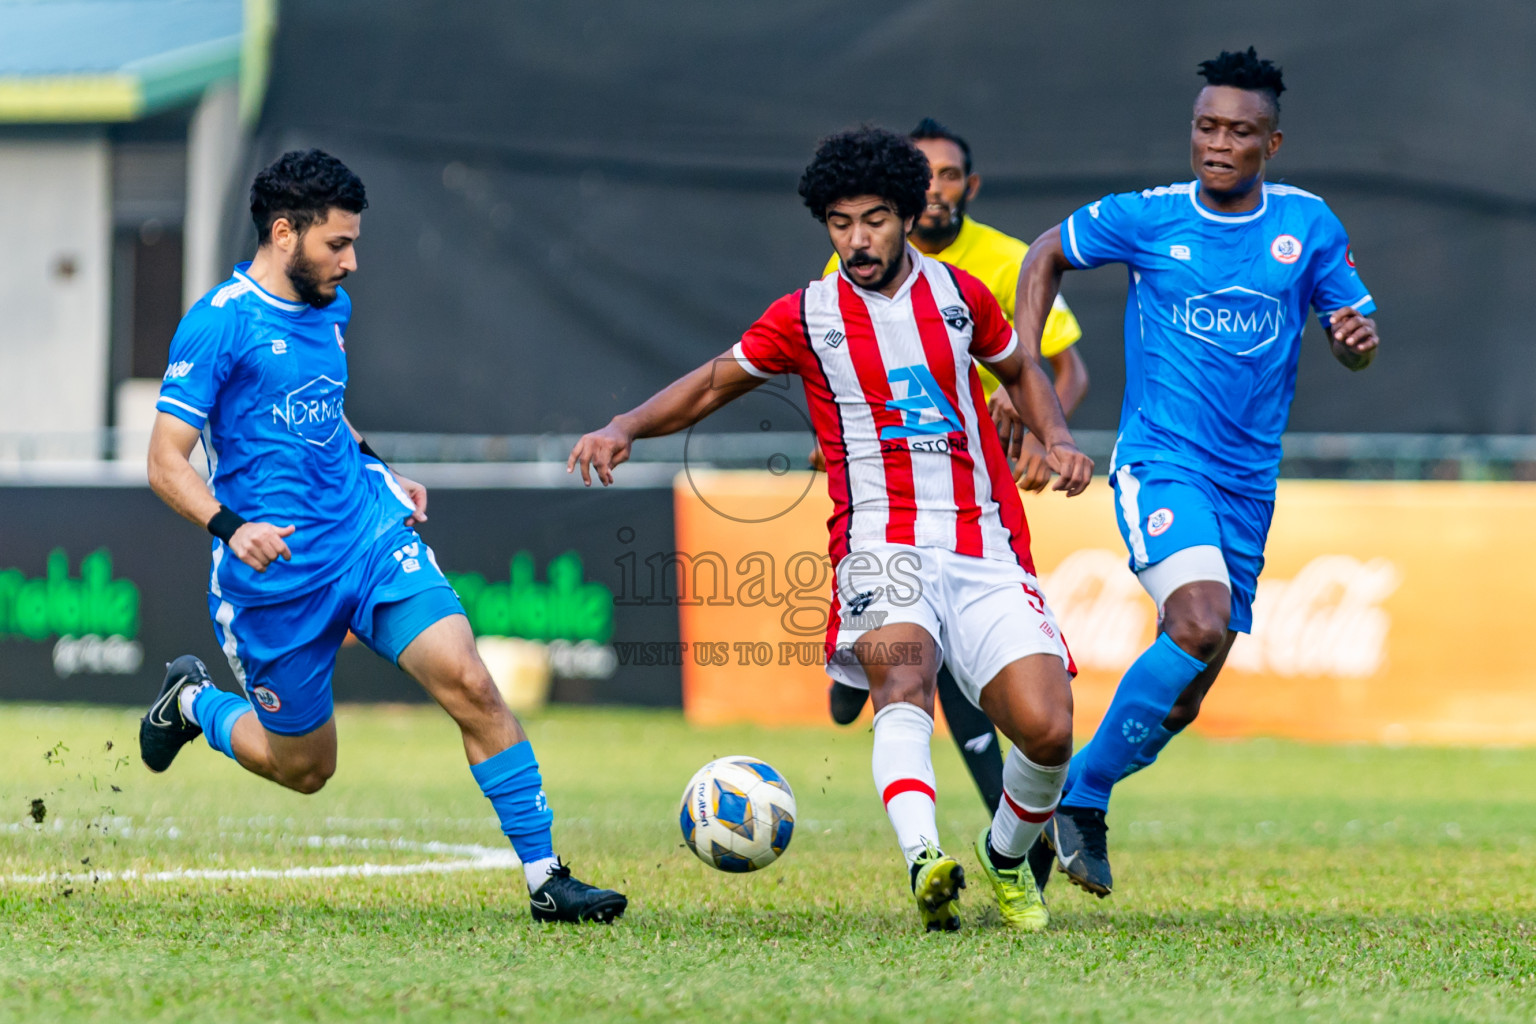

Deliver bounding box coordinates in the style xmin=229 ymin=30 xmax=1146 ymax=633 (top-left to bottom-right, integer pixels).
xmin=824 ymin=118 xmax=1090 ymax=817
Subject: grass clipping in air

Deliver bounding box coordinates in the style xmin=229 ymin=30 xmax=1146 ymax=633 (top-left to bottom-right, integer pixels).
xmin=1 ymin=703 xmax=1533 ymax=1023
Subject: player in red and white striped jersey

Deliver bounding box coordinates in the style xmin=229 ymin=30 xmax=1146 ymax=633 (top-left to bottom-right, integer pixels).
xmin=569 ymin=128 xmax=1094 ymax=932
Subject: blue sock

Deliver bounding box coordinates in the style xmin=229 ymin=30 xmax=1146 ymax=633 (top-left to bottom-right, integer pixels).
xmin=1062 ymin=634 xmax=1206 ymax=812
xmin=1121 ymin=723 xmax=1180 ymax=780
xmin=192 ymin=686 xmax=253 ymax=761
xmin=1064 ymin=722 xmax=1182 ymax=794
xmin=471 ymin=741 xmax=556 ymax=866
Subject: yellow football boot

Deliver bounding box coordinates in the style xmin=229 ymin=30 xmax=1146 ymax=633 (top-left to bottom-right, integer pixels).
xmin=909 ymin=843 xmax=966 ymax=932
xmin=974 ymin=827 xmax=1050 ymax=932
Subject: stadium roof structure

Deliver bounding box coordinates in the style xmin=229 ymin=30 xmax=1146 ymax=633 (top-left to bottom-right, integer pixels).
xmin=0 ymin=0 xmax=272 ymax=123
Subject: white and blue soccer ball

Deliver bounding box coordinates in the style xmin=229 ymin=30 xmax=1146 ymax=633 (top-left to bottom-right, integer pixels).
xmin=678 ymin=755 xmax=796 ymax=873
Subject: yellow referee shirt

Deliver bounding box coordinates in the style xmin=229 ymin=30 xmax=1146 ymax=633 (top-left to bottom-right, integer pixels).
xmin=822 ymin=216 xmax=1082 ymax=396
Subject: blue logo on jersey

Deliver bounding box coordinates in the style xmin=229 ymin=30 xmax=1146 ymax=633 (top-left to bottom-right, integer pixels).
xmin=882 ymin=365 xmax=961 ymax=439
xmin=1172 ymin=286 xmax=1284 ymax=356
xmin=273 ymin=374 xmax=346 ymax=446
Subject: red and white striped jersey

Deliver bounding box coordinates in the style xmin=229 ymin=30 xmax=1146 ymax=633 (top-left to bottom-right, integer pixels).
xmin=732 ymin=248 xmax=1036 ymax=573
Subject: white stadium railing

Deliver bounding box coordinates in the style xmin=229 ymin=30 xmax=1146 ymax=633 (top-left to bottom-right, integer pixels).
xmin=2 ymin=430 xmax=1535 ymax=484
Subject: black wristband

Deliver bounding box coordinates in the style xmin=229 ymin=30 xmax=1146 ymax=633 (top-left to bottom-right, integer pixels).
xmin=358 ymin=436 xmax=385 ymax=465
xmin=206 ymin=505 xmax=248 ymax=543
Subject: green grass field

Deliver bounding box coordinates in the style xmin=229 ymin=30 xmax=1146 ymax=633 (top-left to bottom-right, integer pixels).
xmin=2 ymin=703 xmax=1533 ymax=1023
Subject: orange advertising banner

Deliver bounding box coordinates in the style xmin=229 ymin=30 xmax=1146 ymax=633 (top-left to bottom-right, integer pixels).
xmin=675 ymin=471 xmax=1536 ymax=745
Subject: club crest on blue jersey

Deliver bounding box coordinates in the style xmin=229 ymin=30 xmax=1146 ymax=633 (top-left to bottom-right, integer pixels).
xmin=882 ymin=365 xmax=961 ymax=439
xmin=1270 ymin=234 xmax=1303 ymax=264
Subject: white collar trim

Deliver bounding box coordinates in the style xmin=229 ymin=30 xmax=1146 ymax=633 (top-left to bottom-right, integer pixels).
xmin=233 ymin=269 xmax=308 ymax=312
xmin=1188 ymin=182 xmax=1269 ymax=224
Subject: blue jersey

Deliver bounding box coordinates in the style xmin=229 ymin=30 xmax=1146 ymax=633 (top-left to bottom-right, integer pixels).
xmin=157 ymin=263 xmax=413 ymax=605
xmin=1062 ymin=181 xmax=1375 ymax=498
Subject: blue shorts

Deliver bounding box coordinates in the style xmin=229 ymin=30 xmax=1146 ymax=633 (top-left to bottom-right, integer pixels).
xmin=1110 ymin=461 xmax=1274 ymax=633
xmin=207 ymin=521 xmax=464 ymax=736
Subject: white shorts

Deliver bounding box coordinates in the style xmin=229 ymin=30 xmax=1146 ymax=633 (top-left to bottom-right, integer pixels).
xmin=825 ymin=543 xmax=1075 ymax=708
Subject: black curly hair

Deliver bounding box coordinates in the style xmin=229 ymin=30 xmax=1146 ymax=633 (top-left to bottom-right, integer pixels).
xmin=1197 ymin=47 xmax=1285 ymax=125
xmin=798 ymin=127 xmax=930 ymax=223
xmin=250 ymin=149 xmax=368 ymax=244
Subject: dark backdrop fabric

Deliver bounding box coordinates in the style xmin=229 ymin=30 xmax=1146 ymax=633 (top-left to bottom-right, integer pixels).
xmin=232 ymin=1 xmax=1536 ymax=435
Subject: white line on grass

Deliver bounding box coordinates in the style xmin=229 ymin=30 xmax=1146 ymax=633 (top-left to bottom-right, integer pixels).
xmin=0 ymin=833 xmax=519 ymax=886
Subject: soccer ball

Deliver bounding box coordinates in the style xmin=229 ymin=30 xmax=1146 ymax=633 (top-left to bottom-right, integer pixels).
xmin=678 ymin=755 xmax=796 ymax=872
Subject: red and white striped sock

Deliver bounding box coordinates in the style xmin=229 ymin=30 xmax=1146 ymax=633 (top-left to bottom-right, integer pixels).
xmin=990 ymin=746 xmax=1068 ymax=859
xmin=871 ymin=702 xmax=939 ymax=866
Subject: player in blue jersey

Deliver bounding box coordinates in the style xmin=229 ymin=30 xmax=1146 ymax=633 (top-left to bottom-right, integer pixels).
xmin=139 ymin=149 xmax=625 ymax=923
xmin=1010 ymin=49 xmax=1381 ymax=896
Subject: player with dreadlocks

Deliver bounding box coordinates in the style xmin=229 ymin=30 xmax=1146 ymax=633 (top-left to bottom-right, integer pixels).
xmin=570 ymin=127 xmax=1094 ymax=932
xmin=1015 ymin=48 xmax=1381 ymax=897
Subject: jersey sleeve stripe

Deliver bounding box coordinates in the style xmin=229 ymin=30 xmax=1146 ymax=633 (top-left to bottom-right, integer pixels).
xmin=156 ymin=396 xmax=208 ymax=422
xmin=978 ymin=332 xmax=1019 ymax=364
xmin=1063 ymin=214 xmax=1088 ymax=268
xmin=730 ymin=341 xmax=776 ymax=379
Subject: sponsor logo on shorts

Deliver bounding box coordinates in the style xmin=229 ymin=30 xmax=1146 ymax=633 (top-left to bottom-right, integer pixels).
xmin=393 ymin=542 xmax=421 ymax=574
xmin=846 ymin=590 xmax=876 ymax=617
xmin=1147 ymin=508 xmax=1174 ymax=536
xmin=252 ymin=685 xmax=281 ymax=712
xmin=1270 ymin=234 xmax=1303 ymax=264
xmin=843 ymin=609 xmax=889 ymax=632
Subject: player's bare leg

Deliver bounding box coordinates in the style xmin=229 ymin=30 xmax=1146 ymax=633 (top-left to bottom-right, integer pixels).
xmin=224 ymin=715 xmax=338 ymax=793
xmin=860 ymin=622 xmax=966 ymax=931
xmin=139 ymin=652 xmax=339 ymax=793
xmin=396 ymin=613 xmax=525 ymax=761
xmin=970 ymin=654 xmax=1073 ymax=930
xmin=396 ymin=613 xmax=625 ymax=923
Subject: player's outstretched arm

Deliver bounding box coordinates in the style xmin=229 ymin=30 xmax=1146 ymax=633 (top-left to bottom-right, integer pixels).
xmin=990 ymin=344 xmax=1091 ymax=489
xmin=988 ymin=225 xmax=1086 ymax=489
xmin=985 ymin=349 xmax=1093 ymax=497
xmin=1048 ymin=345 xmax=1090 ymax=419
xmin=1327 ymin=306 xmax=1379 ymax=371
xmin=147 ymin=412 xmax=295 ymax=572
xmin=567 ymin=352 xmax=764 ymax=486
xmin=1015 ymin=226 xmax=1076 ymax=369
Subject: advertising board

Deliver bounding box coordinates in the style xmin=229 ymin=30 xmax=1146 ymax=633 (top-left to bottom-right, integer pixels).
xmin=676 ymin=472 xmax=1536 ymax=745
xmin=0 ymin=485 xmax=681 ymax=707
